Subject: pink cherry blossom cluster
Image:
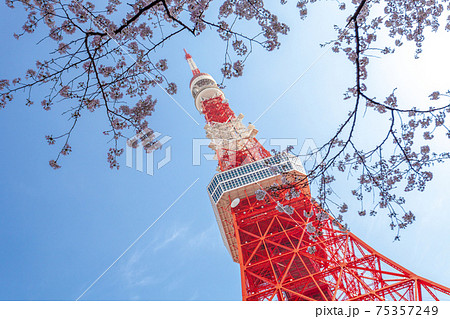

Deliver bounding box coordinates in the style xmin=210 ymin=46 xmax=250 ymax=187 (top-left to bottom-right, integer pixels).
xmin=3 ymin=1 xmax=450 ymax=236
xmin=1 ymin=0 xmax=295 ymax=169
xmin=290 ymin=0 xmax=450 ymax=236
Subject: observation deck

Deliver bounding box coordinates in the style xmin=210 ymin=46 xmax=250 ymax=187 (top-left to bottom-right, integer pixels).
xmin=207 ymin=153 xmax=308 ymax=261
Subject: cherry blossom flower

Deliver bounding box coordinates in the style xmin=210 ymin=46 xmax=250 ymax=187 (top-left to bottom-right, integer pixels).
xmin=429 ymin=91 xmax=440 ymax=100
xmin=275 ymin=202 xmax=284 ymax=213
xmin=61 ymin=20 xmax=76 ymax=34
xmin=156 ymin=59 xmax=168 ymax=71
xmin=61 ymin=144 xmax=72 ymax=156
xmin=59 ymin=86 xmax=70 ymax=98
xmin=316 ymin=211 xmax=328 ymax=222
xmin=285 ymin=189 xmax=300 ymax=200
xmin=45 ymin=135 xmax=55 ymax=145
xmin=307 ymin=246 xmax=316 ymax=254
xmin=269 ymin=166 xmax=279 ymax=175
xmin=49 ymin=160 xmax=61 ymax=169
xmin=339 ymin=203 xmax=348 ymax=213
xmin=86 ymin=99 xmax=100 ymax=112
xmin=283 ymin=205 xmax=294 ymax=215
xmin=57 ymin=43 xmax=70 ymax=54
xmin=303 ymin=210 xmax=313 ymax=218
xmin=166 ymin=83 xmax=177 ymax=95
xmin=306 ymin=222 xmax=316 ymax=234
xmin=255 ymin=189 xmax=266 ymax=201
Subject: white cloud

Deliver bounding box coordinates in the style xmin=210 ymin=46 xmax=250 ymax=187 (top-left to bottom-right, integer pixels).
xmin=153 ymin=226 xmax=189 ymax=252
xmin=187 ymin=223 xmax=219 ymax=250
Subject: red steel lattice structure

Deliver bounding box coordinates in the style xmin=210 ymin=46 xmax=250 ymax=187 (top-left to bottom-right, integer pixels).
xmin=185 ymin=51 xmax=450 ymax=301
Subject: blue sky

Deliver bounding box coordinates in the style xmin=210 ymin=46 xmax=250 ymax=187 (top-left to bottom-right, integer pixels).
xmin=1 ymin=2 xmax=450 ymax=301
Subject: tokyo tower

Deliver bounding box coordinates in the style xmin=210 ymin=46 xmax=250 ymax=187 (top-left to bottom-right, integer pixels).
xmin=184 ymin=50 xmax=450 ymax=301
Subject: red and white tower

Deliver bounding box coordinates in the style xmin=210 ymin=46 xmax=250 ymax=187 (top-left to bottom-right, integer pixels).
xmin=185 ymin=50 xmax=450 ymax=301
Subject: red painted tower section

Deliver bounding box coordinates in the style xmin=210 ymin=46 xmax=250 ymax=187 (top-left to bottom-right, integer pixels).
xmin=185 ymin=50 xmax=270 ymax=171
xmin=185 ymin=51 xmax=450 ymax=301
